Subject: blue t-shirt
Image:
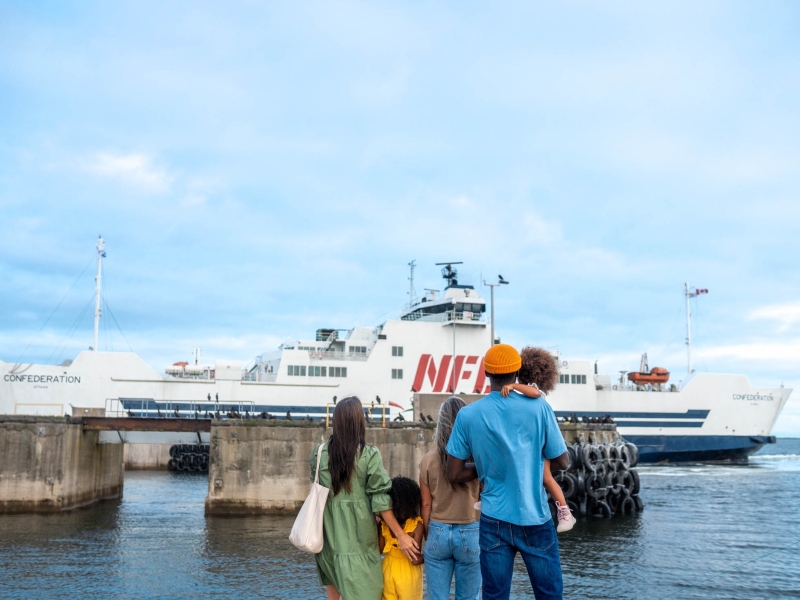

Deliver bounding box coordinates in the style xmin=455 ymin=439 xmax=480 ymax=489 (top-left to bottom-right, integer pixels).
xmin=446 ymin=391 xmax=567 ymax=526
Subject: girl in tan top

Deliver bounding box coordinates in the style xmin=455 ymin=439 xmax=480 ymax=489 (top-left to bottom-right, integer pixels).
xmin=419 ymin=396 xmax=481 ymax=600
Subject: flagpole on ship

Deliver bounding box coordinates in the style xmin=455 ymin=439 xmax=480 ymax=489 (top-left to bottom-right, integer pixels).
xmin=92 ymin=236 xmax=105 ymax=352
xmin=684 ymin=282 xmax=708 ymax=374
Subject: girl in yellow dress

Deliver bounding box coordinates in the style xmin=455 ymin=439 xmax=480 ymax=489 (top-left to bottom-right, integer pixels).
xmin=378 ymin=477 xmax=425 ymax=600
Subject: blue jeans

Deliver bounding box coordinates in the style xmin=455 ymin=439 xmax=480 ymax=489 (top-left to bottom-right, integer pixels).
xmin=479 ymin=514 xmax=563 ymax=600
xmin=424 ymin=520 xmax=481 ymax=600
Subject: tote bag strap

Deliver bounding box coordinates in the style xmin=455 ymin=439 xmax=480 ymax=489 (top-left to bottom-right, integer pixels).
xmin=314 ymin=443 xmax=325 ymax=485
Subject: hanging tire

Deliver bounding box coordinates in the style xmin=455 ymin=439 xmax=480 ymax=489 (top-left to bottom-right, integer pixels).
xmin=625 ymin=442 xmax=639 ymax=467
xmin=619 ymin=444 xmax=632 ymax=469
xmin=566 ymin=446 xmax=577 ymax=471
xmin=630 ymin=470 xmax=640 ymax=495
xmin=614 ymin=471 xmax=635 ymax=494
xmin=167 ymin=458 xmax=178 ymax=471
xmin=555 ymin=472 xmax=578 ymax=501
xmin=583 ymin=445 xmax=603 ymax=472
xmin=607 ymin=445 xmax=620 ymax=464
xmin=606 ymin=492 xmax=621 ymax=514
xmin=618 ymin=496 xmax=636 ymax=516
xmin=585 ymin=472 xmax=607 ymax=499
xmin=169 ymin=445 xmax=178 ymax=458
xmin=633 ymin=495 xmax=644 ymax=512
xmin=588 ymin=500 xmax=612 ymax=520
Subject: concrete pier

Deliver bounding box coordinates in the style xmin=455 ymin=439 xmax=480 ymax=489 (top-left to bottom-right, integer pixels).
xmin=205 ymin=421 xmax=434 ymax=516
xmin=123 ymin=443 xmax=171 ymax=470
xmin=0 ymin=416 xmax=124 ymax=513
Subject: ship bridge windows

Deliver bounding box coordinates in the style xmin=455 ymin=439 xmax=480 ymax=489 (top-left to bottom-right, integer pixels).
xmin=456 ymin=303 xmax=485 ymax=313
xmin=391 ymin=368 xmax=403 ymax=379
xmin=392 ymin=346 xmax=403 ymax=357
xmin=349 ymin=346 xmax=367 ymax=354
xmin=288 ymin=365 xmax=306 ymax=377
xmin=559 ymin=374 xmax=587 ymax=384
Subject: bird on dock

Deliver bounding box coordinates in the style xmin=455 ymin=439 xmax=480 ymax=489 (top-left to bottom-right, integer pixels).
xmin=245 ymin=410 xmax=250 ymax=419
xmin=267 ymin=412 xmax=275 ymax=420
xmin=157 ymin=407 xmax=163 ymax=418
xmin=215 ymin=393 xmax=219 ymax=402
xmin=332 ymin=396 xmax=337 ymax=405
xmin=286 ymin=410 xmax=292 ymax=421
xmin=259 ymin=411 xmax=267 ymax=419
xmin=419 ymin=413 xmax=426 ymax=423
xmin=426 ymin=415 xmax=434 ymax=423
xmin=375 ymin=395 xmax=381 ymax=405
xmin=306 ymin=415 xmax=313 ymax=422
xmin=207 ymin=393 xmax=211 ymax=402
xmin=174 ymin=408 xmax=180 ymax=418
xmin=127 ymin=409 xmax=134 ymax=418
xmin=226 ymin=409 xmax=235 ymax=419
xmin=194 ymin=410 xmax=199 ymax=419
xmin=582 ymin=415 xmax=590 ymax=424
xmin=393 ymin=413 xmax=405 ymax=422
xmin=214 ymin=410 xmax=221 ymax=419
xmin=205 ymin=411 xmax=211 ymax=419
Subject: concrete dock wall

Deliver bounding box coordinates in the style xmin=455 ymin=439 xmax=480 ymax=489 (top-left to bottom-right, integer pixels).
xmin=205 ymin=421 xmax=435 ymax=516
xmin=0 ymin=416 xmax=124 ymax=513
xmin=123 ymin=443 xmax=171 ymax=470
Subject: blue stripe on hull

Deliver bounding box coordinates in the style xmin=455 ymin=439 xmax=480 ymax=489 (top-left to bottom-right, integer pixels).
xmin=623 ymin=435 xmax=776 ymax=463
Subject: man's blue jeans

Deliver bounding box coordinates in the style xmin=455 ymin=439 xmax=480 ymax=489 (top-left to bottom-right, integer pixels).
xmin=423 ymin=520 xmax=481 ymax=600
xmin=479 ymin=513 xmax=563 ymax=600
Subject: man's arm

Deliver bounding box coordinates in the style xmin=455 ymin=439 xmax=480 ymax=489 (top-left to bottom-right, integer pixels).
xmin=446 ymin=454 xmax=478 ymax=483
xmin=549 ymin=451 xmax=569 ymax=473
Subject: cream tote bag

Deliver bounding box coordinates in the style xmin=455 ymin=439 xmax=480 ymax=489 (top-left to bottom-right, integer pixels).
xmin=289 ymin=443 xmax=329 ymax=553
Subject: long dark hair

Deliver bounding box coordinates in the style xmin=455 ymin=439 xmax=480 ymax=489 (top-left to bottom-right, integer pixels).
xmin=435 ymin=396 xmax=468 ymax=489
xmin=389 ymin=476 xmax=421 ymax=525
xmin=328 ymin=396 xmax=367 ymax=495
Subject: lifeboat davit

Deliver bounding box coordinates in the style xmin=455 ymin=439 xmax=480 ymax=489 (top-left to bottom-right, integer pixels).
xmin=627 ymin=367 xmax=670 ymax=385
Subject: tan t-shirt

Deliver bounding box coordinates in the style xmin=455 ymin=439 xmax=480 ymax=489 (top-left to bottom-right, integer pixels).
xmin=420 ymin=450 xmax=480 ymax=524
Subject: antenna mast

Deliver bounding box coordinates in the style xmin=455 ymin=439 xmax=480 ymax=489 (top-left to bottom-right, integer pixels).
xmin=92 ymin=236 xmax=106 ymax=352
xmin=408 ymin=260 xmax=416 ymax=305
xmin=685 ymin=282 xmax=708 ymax=374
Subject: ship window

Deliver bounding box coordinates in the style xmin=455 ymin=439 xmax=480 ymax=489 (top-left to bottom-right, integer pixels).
xmin=392 ymin=346 xmax=403 ymax=357
xmin=300 ymin=366 xmax=306 ymax=376
xmin=559 ymin=374 xmax=568 ymax=384
xmin=571 ymin=374 xmax=576 ymax=384
xmin=321 ymin=366 xmax=327 ymax=377
xmin=350 ymin=346 xmax=367 ymax=354
xmin=342 ymin=367 xmax=347 ymax=377
xmin=581 ymin=375 xmax=586 ymax=384
xmin=392 ymin=368 xmax=403 ymax=380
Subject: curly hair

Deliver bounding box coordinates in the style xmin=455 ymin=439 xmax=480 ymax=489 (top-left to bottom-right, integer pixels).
xmin=518 ymin=347 xmax=559 ymax=394
xmin=388 ymin=476 xmax=421 ymax=525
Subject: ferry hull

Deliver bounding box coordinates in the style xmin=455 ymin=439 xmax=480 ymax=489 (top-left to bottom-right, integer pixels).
xmin=623 ymin=434 xmax=776 ymax=463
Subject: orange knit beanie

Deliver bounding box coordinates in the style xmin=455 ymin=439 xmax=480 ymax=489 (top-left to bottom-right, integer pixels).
xmin=483 ymin=344 xmax=522 ymax=375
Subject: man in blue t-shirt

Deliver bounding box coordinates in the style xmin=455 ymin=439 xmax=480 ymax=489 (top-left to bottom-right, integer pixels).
xmin=446 ymin=344 xmax=568 ymax=600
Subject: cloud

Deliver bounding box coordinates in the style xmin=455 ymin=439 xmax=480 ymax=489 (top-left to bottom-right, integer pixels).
xmin=82 ymin=153 xmax=174 ymax=193
xmin=750 ymin=303 xmax=800 ymax=332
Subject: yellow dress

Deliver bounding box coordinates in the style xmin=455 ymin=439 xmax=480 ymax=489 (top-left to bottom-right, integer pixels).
xmin=380 ymin=516 xmax=423 ymax=600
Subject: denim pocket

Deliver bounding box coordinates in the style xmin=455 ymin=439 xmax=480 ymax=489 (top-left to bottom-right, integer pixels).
xmin=479 ymin=516 xmax=502 ymax=551
xmin=460 ymin=526 xmax=480 ymax=555
xmin=522 ymin=522 xmax=555 ymax=552
xmin=426 ymin=523 xmax=443 ymax=553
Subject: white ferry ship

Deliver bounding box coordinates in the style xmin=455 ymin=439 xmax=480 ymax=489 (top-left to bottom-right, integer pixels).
xmin=1 ymin=240 xmax=791 ymax=462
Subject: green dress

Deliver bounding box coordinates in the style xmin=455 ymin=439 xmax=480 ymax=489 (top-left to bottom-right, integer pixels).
xmin=310 ymin=444 xmax=392 ymax=600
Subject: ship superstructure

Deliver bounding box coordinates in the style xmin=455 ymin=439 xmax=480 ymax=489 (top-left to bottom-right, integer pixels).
xmin=1 ymin=244 xmax=791 ymax=462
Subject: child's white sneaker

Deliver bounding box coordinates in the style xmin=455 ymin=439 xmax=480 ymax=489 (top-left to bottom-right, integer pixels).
xmin=556 ymin=502 xmax=576 ymax=533
xmin=474 ymin=501 xmax=482 ymax=511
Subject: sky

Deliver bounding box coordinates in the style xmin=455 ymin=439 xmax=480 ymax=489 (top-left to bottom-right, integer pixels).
xmin=1 ymin=1 xmax=799 ymax=435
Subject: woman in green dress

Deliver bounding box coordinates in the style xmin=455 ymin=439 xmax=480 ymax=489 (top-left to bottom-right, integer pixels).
xmin=311 ymin=396 xmax=420 ymax=600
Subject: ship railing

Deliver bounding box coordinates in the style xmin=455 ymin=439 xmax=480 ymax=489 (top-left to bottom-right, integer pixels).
xmin=401 ymin=310 xmax=485 ymax=323
xmin=106 ymin=398 xmax=257 ymax=418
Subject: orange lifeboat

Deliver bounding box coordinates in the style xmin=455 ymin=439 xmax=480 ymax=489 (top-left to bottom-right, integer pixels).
xmin=627 ymin=367 xmax=670 ymax=385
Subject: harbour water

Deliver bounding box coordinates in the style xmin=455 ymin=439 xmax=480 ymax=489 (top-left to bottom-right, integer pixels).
xmin=1 ymin=440 xmax=798 ymax=599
